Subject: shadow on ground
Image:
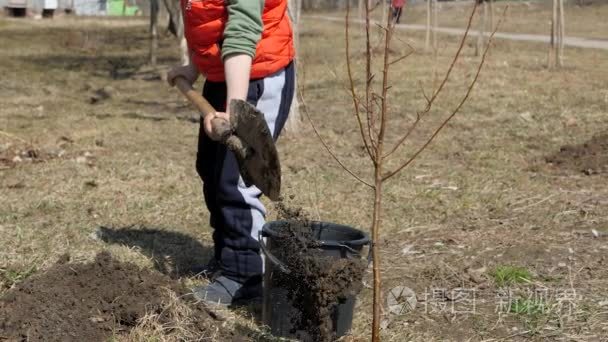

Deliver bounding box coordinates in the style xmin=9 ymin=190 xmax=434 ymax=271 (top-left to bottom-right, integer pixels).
xmin=94 ymin=225 xmax=212 ymax=278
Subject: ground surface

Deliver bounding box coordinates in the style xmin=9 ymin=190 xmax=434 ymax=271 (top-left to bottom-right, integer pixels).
xmin=0 ymin=252 xmax=232 ymax=341
xmin=1 ymin=2 xmax=608 ymax=341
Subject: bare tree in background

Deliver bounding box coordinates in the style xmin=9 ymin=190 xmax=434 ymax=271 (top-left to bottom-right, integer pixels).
xmin=285 ymin=0 xmax=303 ymax=133
xmin=149 ymin=0 xmax=159 ymax=66
xmin=433 ymin=0 xmax=438 ymax=50
xmin=489 ymin=0 xmax=494 ymax=31
xmin=359 ymin=0 xmax=364 ymax=18
xmin=558 ymin=0 xmax=565 ymax=66
xmin=358 ymin=0 xmax=377 ymax=19
xmin=425 ymin=0 xmax=438 ymax=52
xmin=475 ymin=0 xmax=488 ymax=57
xmin=149 ymin=0 xmax=189 ymax=67
xmin=163 ymin=0 xmax=189 ymax=65
xmin=426 ymin=0 xmax=431 ymax=50
xmin=382 ymin=0 xmax=387 ymax=25
xmin=301 ymin=2 xmax=502 ymax=340
xmin=549 ymin=0 xmax=565 ymax=68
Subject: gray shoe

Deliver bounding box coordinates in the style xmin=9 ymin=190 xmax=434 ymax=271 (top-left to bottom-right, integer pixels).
xmin=192 ymin=276 xmax=262 ymax=307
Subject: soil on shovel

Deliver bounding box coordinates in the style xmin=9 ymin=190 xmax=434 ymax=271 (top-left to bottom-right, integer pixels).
xmin=0 ymin=252 xmax=229 ymax=342
xmin=273 ymin=202 xmax=367 ymax=342
xmin=545 ymin=132 xmax=608 ymax=175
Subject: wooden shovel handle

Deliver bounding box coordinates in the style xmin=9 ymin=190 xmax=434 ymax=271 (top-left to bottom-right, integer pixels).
xmin=174 ymin=76 xmax=232 ymax=138
xmin=174 ymin=76 xmax=216 ymax=118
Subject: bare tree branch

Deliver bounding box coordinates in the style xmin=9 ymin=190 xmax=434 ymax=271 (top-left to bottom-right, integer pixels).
xmin=392 ymin=32 xmax=416 ymax=53
xmin=382 ymin=7 xmax=504 ymax=181
xmin=299 ymin=90 xmax=374 ymax=189
xmin=383 ymin=1 xmax=480 ymax=159
xmin=368 ymin=0 xmax=382 ymax=13
xmin=419 ymin=80 xmax=431 ymax=104
xmin=389 ymin=49 xmax=415 ymax=66
xmin=346 ymin=1 xmax=376 ymax=162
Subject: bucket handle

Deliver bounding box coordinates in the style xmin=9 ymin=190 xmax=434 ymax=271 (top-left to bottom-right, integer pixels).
xmin=317 ymin=240 xmax=359 ymax=254
xmin=259 ymin=231 xmax=373 ymax=274
xmin=259 ymin=231 xmax=292 ymax=274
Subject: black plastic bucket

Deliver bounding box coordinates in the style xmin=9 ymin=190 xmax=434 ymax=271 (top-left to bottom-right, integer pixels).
xmin=259 ymin=220 xmax=370 ymax=341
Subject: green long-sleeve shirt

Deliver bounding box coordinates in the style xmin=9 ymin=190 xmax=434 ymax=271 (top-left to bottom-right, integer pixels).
xmin=221 ymin=0 xmax=265 ymax=60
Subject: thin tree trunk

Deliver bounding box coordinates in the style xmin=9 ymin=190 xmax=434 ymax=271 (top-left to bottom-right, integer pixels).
xmin=550 ymin=0 xmax=557 ymax=68
xmin=475 ymin=1 xmax=481 ymax=56
xmin=547 ymin=8 xmax=554 ymax=68
xmin=382 ymin=0 xmax=387 ymax=25
xmin=149 ymin=0 xmax=159 ymax=66
xmin=359 ymin=0 xmax=364 ymax=19
xmin=285 ymin=0 xmax=302 ymax=133
xmin=425 ymin=0 xmax=431 ymax=51
xmin=371 ymin=177 xmax=382 ymax=342
xmin=162 ymin=0 xmax=188 ymax=65
xmin=176 ymin=3 xmax=188 ymax=65
xmin=432 ymin=0 xmax=438 ymax=51
xmin=476 ymin=1 xmax=486 ymax=57
xmin=557 ymin=0 xmax=565 ymax=67
xmin=489 ymin=0 xmax=494 ymax=30
xmin=371 ymin=7 xmax=393 ymax=341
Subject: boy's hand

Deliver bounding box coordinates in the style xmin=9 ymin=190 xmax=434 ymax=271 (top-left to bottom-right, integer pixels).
xmin=167 ymin=64 xmax=199 ymax=87
xmin=204 ymin=111 xmax=231 ymax=141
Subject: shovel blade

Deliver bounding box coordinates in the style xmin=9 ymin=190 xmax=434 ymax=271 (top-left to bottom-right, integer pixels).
xmin=229 ymin=99 xmax=281 ymax=201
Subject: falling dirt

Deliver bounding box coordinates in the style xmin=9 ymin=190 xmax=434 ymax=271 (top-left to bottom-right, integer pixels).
xmin=271 ymin=201 xmax=367 ymax=342
xmin=545 ymin=132 xmax=608 ymax=175
xmin=0 ymin=252 xmax=229 ymax=342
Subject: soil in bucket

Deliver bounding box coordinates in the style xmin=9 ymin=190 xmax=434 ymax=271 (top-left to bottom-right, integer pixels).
xmin=0 ymin=251 xmax=239 ymax=341
xmin=269 ymin=202 xmax=368 ymax=342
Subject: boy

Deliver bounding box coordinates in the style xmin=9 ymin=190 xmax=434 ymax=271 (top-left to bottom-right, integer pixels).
xmin=167 ymin=0 xmax=294 ymax=306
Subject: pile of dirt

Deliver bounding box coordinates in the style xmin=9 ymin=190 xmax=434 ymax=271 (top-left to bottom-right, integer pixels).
xmin=0 ymin=252 xmax=227 ymax=341
xmin=271 ymin=202 xmax=367 ymax=342
xmin=545 ymin=132 xmax=608 ymax=175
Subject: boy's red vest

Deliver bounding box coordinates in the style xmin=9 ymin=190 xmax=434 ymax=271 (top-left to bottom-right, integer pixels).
xmin=182 ymin=0 xmax=294 ymax=82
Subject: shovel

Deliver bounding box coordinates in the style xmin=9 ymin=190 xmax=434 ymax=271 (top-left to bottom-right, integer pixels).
xmin=174 ymin=76 xmax=281 ymax=201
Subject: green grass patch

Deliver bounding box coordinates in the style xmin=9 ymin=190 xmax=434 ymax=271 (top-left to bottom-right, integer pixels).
xmin=491 ymin=265 xmax=532 ymax=287
xmin=509 ymin=298 xmax=548 ymax=333
xmin=0 ymin=263 xmax=38 ymax=289
xmin=509 ymin=298 xmax=546 ymax=316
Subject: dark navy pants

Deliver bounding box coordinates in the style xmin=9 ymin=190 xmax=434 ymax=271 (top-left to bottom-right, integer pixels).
xmin=196 ymin=62 xmax=294 ymax=284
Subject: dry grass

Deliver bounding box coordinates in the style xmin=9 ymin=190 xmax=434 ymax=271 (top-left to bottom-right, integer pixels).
xmin=2 ymin=3 xmax=608 ymax=341
xmin=120 ymin=289 xmax=231 ymax=342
